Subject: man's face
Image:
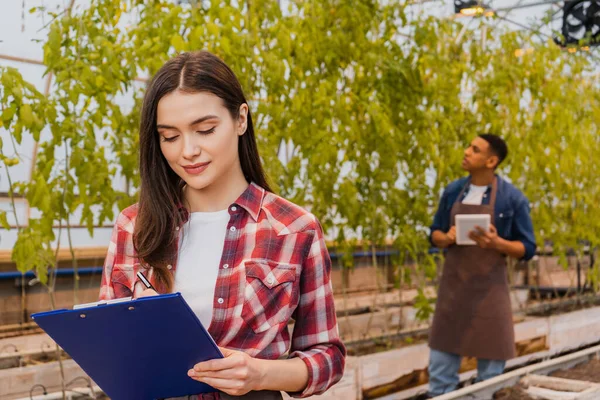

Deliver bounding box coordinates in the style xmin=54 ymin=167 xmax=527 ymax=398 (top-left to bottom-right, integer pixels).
xmin=462 ymin=137 xmax=498 ymax=172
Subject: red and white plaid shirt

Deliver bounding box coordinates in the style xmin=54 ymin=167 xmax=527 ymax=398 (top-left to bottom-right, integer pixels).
xmin=99 ymin=183 xmax=346 ymax=398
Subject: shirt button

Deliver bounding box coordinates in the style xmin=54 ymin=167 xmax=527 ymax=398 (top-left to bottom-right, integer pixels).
xmin=231 ymin=206 xmax=237 ymax=211
xmin=167 ymin=264 xmax=172 ymax=270
xmin=230 ymin=226 xmax=236 ymax=232
xmin=267 ymin=276 xmax=274 ymax=285
xmin=175 ymin=226 xmax=180 ymax=231
xmin=217 ymin=298 xmax=224 ymax=304
xmin=223 ymin=264 xmax=229 ymax=269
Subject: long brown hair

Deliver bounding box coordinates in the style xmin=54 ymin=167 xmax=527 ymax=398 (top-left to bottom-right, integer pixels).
xmin=134 ymin=51 xmax=272 ymax=292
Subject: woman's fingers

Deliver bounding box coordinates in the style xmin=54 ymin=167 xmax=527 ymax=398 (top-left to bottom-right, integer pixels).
xmin=193 ymin=355 xmax=240 ymax=373
xmin=136 ymin=289 xmax=158 ymax=298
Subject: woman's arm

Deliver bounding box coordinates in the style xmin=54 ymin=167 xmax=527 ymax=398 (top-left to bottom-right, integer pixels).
xmin=99 ymin=209 xmax=140 ymax=300
xmin=283 ymin=220 xmax=346 ymax=397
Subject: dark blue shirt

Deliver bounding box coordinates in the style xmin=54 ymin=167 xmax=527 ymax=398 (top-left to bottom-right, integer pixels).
xmin=430 ymin=176 xmax=536 ymax=261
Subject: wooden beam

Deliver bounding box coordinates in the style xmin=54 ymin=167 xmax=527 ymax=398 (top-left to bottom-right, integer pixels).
xmin=0 ymin=246 xmax=108 ymax=264
xmin=0 ymin=53 xmax=148 ymax=83
xmin=0 ymin=359 xmax=96 ymax=400
xmin=334 ymin=287 xmax=436 ymax=314
xmin=0 ymin=333 xmax=53 ymax=354
xmin=525 ymin=386 xmax=600 ymax=400
xmin=521 ymin=374 xmax=599 ymax=392
xmin=0 ymin=53 xmax=44 ymax=66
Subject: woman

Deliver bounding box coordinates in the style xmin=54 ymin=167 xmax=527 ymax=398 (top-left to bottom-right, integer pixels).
xmin=99 ymin=51 xmax=345 ymax=399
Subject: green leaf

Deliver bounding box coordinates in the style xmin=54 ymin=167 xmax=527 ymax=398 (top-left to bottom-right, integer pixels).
xmin=170 ymin=35 xmax=185 ymax=52
xmin=19 ymin=103 xmax=33 ymax=127
xmin=4 ymin=158 xmax=19 ymax=167
xmin=0 ymin=211 xmax=10 ymax=230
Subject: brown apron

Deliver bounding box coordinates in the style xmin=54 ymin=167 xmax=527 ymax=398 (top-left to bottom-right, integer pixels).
xmin=429 ymin=178 xmax=515 ymax=361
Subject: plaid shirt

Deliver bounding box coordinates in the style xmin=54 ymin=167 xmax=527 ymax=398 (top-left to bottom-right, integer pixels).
xmin=99 ymin=183 xmax=345 ymax=398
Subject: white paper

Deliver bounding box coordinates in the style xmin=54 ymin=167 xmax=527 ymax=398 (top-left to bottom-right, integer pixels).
xmin=73 ymin=296 xmax=133 ymax=310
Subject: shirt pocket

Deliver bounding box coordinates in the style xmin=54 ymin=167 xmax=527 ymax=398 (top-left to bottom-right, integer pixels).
xmin=241 ymin=260 xmax=299 ymax=334
xmin=496 ymin=209 xmax=514 ymax=238
xmin=110 ymin=264 xmax=136 ymax=298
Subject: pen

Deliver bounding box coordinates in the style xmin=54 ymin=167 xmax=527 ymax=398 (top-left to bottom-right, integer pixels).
xmin=136 ymin=271 xmax=157 ymax=292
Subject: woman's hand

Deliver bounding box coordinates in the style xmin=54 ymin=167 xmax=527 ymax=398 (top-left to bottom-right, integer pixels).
xmin=136 ymin=289 xmax=158 ymax=298
xmin=188 ymin=347 xmax=265 ymax=396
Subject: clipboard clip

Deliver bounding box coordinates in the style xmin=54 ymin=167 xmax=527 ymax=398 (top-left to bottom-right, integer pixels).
xmin=73 ymin=296 xmax=133 ymax=310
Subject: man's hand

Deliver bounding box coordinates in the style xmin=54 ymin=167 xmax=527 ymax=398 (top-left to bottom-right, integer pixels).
xmin=432 ymin=227 xmax=457 ymax=248
xmin=468 ymin=224 xmax=500 ymax=250
xmin=445 ymin=226 xmax=456 ymax=245
xmin=188 ymin=347 xmax=265 ymax=396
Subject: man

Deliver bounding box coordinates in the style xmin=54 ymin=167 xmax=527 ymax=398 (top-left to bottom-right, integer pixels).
xmin=427 ymin=134 xmax=536 ymax=397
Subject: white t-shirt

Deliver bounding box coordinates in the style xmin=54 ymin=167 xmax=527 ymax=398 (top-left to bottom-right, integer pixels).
xmin=462 ymin=184 xmax=488 ymax=205
xmin=173 ymin=209 xmax=230 ymax=328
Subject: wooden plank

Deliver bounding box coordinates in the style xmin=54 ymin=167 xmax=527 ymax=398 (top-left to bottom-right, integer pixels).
xmin=521 ymin=374 xmax=598 ymax=392
xmin=525 ymin=386 xmax=600 ymax=400
xmin=335 ymin=287 xmax=527 ymax=314
xmin=337 ymin=306 xmax=427 ymax=341
xmin=0 ymin=348 xmax=62 ymax=361
xmin=0 ymin=359 xmax=96 ymax=400
xmin=577 ymin=387 xmax=600 ymax=400
xmin=334 ymin=288 xmax=436 ymax=313
xmin=516 ymin=336 xmax=548 ymax=356
xmin=525 ymin=386 xmax=581 ymax=400
xmin=0 ymin=322 xmax=38 ymax=333
xmin=515 ymin=318 xmax=550 ymax=342
xmin=362 ymin=368 xmax=427 ymax=399
xmin=360 ymin=343 xmax=430 ymax=390
xmin=0 ymin=247 xmax=108 ymax=264
xmin=0 ymin=333 xmax=54 ymax=354
xmin=0 ymin=286 xmax=102 ymax=326
xmin=20 ymin=386 xmax=102 ymax=400
xmin=549 ymin=307 xmax=600 ymax=353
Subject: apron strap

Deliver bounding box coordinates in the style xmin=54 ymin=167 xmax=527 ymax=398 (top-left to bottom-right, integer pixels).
xmin=456 ymin=178 xmax=471 ymax=201
xmin=489 ymin=176 xmax=498 ymax=224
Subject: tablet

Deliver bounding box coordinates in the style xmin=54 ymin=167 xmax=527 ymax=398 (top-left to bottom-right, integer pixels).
xmin=32 ymin=293 xmax=223 ymax=399
xmin=455 ymin=214 xmax=491 ymax=245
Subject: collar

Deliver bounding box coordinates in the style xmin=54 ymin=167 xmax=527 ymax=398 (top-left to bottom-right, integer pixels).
xmin=232 ymin=182 xmax=265 ymax=222
xmin=176 ymin=182 xmax=265 ymax=224
xmin=177 ymin=182 xmax=266 ymax=224
xmin=467 ymin=174 xmax=498 ymax=188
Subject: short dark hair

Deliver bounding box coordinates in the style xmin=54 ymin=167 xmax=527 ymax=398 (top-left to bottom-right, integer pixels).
xmin=478 ymin=134 xmax=508 ymax=167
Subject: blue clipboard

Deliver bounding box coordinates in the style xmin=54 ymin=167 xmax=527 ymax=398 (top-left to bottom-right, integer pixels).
xmin=31 ymin=293 xmax=223 ymax=400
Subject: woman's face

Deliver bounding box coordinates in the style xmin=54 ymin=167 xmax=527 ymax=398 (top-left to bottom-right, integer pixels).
xmin=156 ymin=91 xmax=247 ymax=191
